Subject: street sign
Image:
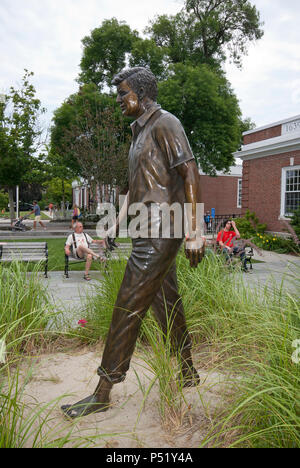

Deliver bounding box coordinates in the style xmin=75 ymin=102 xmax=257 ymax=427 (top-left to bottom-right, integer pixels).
xmin=211 ymin=208 xmax=215 ymax=219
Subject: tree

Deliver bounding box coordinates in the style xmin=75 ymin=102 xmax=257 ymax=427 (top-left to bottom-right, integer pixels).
xmin=158 ymin=63 xmax=242 ymax=174
xmin=75 ymin=2 xmax=263 ymax=175
xmin=0 ymin=189 xmax=9 ymax=211
xmin=0 ymin=70 xmax=45 ymax=222
xmin=129 ymin=38 xmax=168 ymax=80
xmin=78 ymin=18 xmax=139 ymax=89
xmin=145 ymin=11 xmax=216 ymax=68
xmin=50 ymin=84 xmax=130 ymax=209
xmin=149 ymin=0 xmax=264 ymax=68
xmin=185 ymin=1 xmax=264 ymax=67
xmin=42 ymin=177 xmax=73 ymax=207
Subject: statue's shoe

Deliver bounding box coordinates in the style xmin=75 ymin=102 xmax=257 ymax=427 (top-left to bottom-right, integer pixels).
xmin=61 ymin=395 xmax=110 ymax=419
xmin=182 ymin=367 xmax=200 ymax=388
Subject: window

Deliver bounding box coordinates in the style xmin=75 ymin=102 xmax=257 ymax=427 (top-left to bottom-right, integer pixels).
xmin=237 ymin=179 xmax=242 ymax=208
xmin=281 ymin=166 xmax=300 ymax=217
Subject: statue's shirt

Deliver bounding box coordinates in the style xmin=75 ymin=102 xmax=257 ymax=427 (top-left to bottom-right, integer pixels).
xmin=128 ymin=105 xmax=195 ymax=238
xmin=129 ymin=104 xmax=195 ymax=206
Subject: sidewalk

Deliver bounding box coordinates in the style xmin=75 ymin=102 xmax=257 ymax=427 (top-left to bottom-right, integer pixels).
xmin=40 ymin=248 xmax=299 ymax=330
xmin=0 ymin=218 xmax=98 ymax=239
xmin=44 ymin=271 xmax=101 ymax=329
xmin=241 ymin=249 xmax=300 ymax=294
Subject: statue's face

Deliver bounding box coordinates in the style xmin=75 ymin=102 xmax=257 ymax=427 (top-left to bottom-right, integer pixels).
xmin=116 ymin=80 xmax=142 ymax=118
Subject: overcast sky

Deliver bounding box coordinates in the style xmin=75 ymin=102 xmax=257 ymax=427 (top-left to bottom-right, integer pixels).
xmin=1 ymin=0 xmax=300 ymax=133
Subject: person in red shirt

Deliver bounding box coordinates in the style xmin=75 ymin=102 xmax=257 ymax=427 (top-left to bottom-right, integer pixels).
xmin=217 ymin=219 xmax=248 ymax=272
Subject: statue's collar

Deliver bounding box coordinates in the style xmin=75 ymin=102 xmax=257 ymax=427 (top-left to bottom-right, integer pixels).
xmin=131 ymin=104 xmax=161 ymax=132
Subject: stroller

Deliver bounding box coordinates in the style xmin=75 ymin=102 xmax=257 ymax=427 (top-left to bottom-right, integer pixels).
xmin=12 ymin=215 xmax=31 ymax=232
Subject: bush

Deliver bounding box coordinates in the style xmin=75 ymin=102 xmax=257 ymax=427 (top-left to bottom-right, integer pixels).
xmin=0 ymin=262 xmax=58 ymax=358
xmin=177 ymin=253 xmax=300 ymax=448
xmin=234 ymin=210 xmax=266 ymax=239
xmin=254 ymin=232 xmax=300 ymax=254
xmin=234 ymin=210 xmax=299 ymax=254
xmin=290 ymin=207 xmax=300 ymax=238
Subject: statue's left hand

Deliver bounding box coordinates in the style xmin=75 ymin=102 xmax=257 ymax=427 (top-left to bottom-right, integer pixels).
xmin=184 ymin=238 xmax=205 ymax=268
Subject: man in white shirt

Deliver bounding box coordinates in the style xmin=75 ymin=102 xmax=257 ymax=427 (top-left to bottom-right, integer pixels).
xmin=65 ymin=222 xmax=105 ymax=281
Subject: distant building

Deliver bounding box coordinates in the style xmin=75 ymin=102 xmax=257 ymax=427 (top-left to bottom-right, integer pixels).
xmin=72 ymin=180 xmax=89 ymax=210
xmin=199 ymin=165 xmax=243 ymax=216
xmin=72 ymin=179 xmax=117 ymax=212
xmin=235 ymin=114 xmax=300 ymax=232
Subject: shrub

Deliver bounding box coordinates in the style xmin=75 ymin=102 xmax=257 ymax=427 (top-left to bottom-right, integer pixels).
xmin=290 ymin=207 xmax=300 ymax=238
xmin=0 ymin=262 xmax=58 ymax=358
xmin=234 ymin=210 xmax=266 ymax=239
xmin=254 ymin=232 xmax=299 ymax=254
xmin=177 ymin=253 xmax=300 ymax=448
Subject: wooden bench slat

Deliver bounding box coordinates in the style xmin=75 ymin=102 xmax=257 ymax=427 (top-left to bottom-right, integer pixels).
xmin=0 ymin=242 xmax=48 ymax=277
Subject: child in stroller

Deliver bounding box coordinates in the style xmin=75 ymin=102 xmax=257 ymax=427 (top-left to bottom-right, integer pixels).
xmin=12 ymin=215 xmax=31 ymax=232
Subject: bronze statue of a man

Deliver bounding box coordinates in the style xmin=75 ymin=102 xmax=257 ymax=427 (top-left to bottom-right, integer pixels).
xmin=61 ymin=67 xmax=204 ymax=419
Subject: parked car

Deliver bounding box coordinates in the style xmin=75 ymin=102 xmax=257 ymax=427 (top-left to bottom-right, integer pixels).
xmin=8 ymin=202 xmax=34 ymax=211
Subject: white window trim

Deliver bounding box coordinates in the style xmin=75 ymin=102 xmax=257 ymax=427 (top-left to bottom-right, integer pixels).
xmin=237 ymin=179 xmax=242 ymax=208
xmin=280 ymin=165 xmax=300 ymax=218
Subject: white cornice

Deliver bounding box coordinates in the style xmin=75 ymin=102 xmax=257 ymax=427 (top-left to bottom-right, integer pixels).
xmin=243 ymin=113 xmax=300 ymax=136
xmin=234 ymin=133 xmax=300 ymax=161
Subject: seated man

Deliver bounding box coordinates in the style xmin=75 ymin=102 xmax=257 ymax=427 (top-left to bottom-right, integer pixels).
xmin=65 ymin=222 xmax=105 ymax=281
xmin=217 ymin=219 xmax=248 ymax=272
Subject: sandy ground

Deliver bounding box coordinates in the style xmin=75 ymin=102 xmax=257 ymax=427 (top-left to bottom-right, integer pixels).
xmin=20 ymin=346 xmax=229 ymax=448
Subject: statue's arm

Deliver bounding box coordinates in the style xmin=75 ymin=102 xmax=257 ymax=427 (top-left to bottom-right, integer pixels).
xmin=176 ymin=160 xmax=205 ymax=268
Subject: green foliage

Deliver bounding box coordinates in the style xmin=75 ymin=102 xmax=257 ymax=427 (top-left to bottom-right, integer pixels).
xmin=0 ymin=262 xmax=56 ymax=358
xmin=0 ymin=70 xmax=46 ymax=220
xmin=184 ymin=0 xmax=264 ymax=68
xmin=78 ymin=18 xmax=139 ymax=89
xmin=290 ymin=207 xmax=300 ymax=238
xmin=177 ymin=253 xmax=300 ymax=448
xmin=0 ymin=189 xmax=8 ymax=210
xmin=234 ymin=210 xmax=299 ymax=254
xmin=129 ymin=38 xmax=168 ymax=80
xmin=0 ymin=70 xmax=45 ymax=186
xmin=50 ymin=84 xmax=129 ymax=195
xmin=77 ymin=256 xmax=128 ymax=343
xmin=65 ymin=2 xmax=264 ymax=176
xmin=234 ymin=210 xmax=266 ymax=238
xmin=254 ymin=232 xmax=300 ymax=255
xmin=158 ymin=63 xmax=242 ymax=173
xmin=42 ymin=177 xmax=72 ymax=206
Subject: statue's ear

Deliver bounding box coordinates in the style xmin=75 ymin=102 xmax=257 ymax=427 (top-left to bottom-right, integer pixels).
xmin=139 ymin=86 xmax=145 ymax=100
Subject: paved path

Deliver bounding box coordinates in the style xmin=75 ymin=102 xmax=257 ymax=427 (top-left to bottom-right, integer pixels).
xmin=240 ymin=250 xmax=300 ymax=294
xmin=40 ymin=249 xmax=300 ymax=331
xmin=44 ymin=270 xmax=102 ymax=329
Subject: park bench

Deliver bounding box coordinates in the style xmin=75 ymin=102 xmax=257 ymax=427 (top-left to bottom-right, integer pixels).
xmin=0 ymin=242 xmax=49 ymax=277
xmin=64 ymin=242 xmax=132 ymax=278
xmin=208 ymin=239 xmax=254 ymax=271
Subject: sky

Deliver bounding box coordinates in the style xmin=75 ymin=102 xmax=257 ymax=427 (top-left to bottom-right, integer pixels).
xmin=0 ymin=0 xmax=300 ymax=134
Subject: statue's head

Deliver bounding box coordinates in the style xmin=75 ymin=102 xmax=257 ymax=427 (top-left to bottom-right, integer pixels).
xmin=112 ymin=67 xmax=158 ymax=118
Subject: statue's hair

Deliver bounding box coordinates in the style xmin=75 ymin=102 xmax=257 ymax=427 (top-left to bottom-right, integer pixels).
xmin=112 ymin=67 xmax=158 ymax=101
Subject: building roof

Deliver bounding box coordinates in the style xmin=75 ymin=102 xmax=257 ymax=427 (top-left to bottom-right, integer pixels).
xmin=234 ymin=114 xmax=300 ymax=161
xmin=199 ymin=165 xmax=242 ymax=177
xmin=243 ymin=114 xmax=300 ymax=136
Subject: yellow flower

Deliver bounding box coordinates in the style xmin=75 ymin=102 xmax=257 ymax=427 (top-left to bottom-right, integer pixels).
xmin=266 ymin=240 xmax=269 ymax=243
xmin=273 ymin=238 xmax=276 ymax=241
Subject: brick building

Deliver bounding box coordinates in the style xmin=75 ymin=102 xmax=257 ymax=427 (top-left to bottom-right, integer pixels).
xmin=199 ymin=166 xmax=243 ymax=216
xmin=235 ymin=115 xmax=300 ymax=233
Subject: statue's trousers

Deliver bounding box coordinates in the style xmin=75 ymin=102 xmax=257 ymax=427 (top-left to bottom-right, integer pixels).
xmin=98 ymin=238 xmax=193 ymax=384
